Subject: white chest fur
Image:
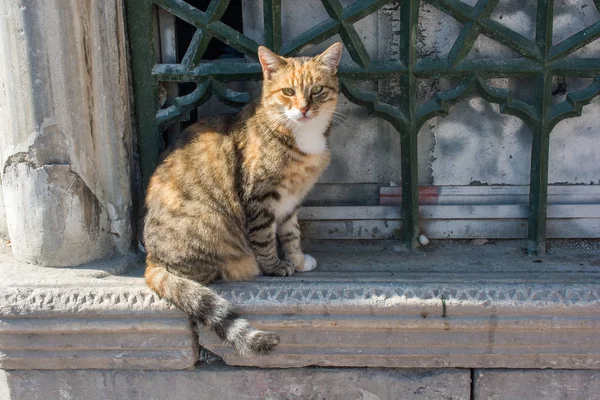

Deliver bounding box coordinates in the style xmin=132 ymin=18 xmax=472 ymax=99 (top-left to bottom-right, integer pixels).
xmin=272 ymin=153 xmax=329 ymax=221
xmin=273 ymin=190 xmax=301 ymax=220
xmin=291 ymin=114 xmax=330 ymax=154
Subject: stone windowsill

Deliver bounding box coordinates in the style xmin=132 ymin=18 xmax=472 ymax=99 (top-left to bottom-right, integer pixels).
xmin=1 ymin=240 xmax=599 ymax=370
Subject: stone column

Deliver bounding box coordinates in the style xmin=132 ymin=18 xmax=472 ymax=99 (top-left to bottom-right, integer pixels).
xmin=0 ymin=184 xmax=7 ymax=240
xmin=0 ymin=0 xmax=134 ymax=266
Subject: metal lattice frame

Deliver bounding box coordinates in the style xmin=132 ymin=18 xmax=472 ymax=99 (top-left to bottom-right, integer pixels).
xmin=125 ymin=0 xmax=600 ymax=254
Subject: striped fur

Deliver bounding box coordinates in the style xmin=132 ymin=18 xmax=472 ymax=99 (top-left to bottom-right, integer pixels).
xmin=143 ymin=43 xmax=342 ymax=356
xmin=145 ymin=260 xmax=278 ymax=355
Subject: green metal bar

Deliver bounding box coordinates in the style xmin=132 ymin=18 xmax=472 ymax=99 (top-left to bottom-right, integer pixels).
xmin=527 ymin=0 xmax=554 ymax=255
xmin=157 ymin=80 xmax=212 ymax=131
xmin=154 ymin=60 xmax=409 ymax=82
xmin=415 ymin=58 xmax=543 ymax=77
xmin=416 ymin=77 xmax=477 ymax=126
xmin=342 ymin=0 xmax=395 ymax=23
xmin=125 ymin=0 xmax=600 ymax=252
xmin=339 ymin=61 xmax=407 ymax=78
xmin=447 ymin=22 xmax=480 ymax=65
xmin=125 ymin=0 xmax=160 ymax=188
xmin=446 ymin=0 xmax=497 ymax=65
xmin=321 ymin=0 xmax=371 ymax=68
xmin=153 ymin=63 xmax=262 ymax=81
xmin=181 ymin=29 xmax=213 ymax=69
xmin=547 ymin=21 xmax=600 ymax=61
xmin=341 ymin=80 xmax=409 ymax=126
xmin=154 ymin=56 xmax=600 ymax=82
xmin=399 ymin=0 xmax=420 ymax=248
xmin=528 ymin=74 xmax=552 ymax=255
xmin=475 ymin=79 xmax=538 ymax=127
xmin=264 ymin=0 xmax=282 ymax=52
xmin=424 ymin=0 xmax=542 ymax=61
xmin=549 ymin=58 xmax=600 ymax=77
xmin=179 ymin=0 xmax=232 ymax=69
xmin=205 ymin=21 xmax=260 ymax=58
xmin=211 ymin=80 xmax=251 ymax=107
xmin=154 ymin=0 xmax=260 ymax=58
xmin=154 ymin=0 xmax=208 ymax=27
xmin=549 ymin=78 xmax=600 ymax=130
xmin=415 ymin=75 xmax=539 ymax=128
xmin=206 ymin=0 xmax=231 ymax=23
xmin=280 ymin=19 xmax=340 ymax=56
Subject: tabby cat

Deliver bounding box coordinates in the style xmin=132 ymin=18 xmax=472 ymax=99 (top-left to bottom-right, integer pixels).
xmin=143 ymin=43 xmax=343 ymax=356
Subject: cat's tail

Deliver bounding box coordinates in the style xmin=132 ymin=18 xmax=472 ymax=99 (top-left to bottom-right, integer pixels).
xmin=145 ymin=259 xmax=280 ymax=356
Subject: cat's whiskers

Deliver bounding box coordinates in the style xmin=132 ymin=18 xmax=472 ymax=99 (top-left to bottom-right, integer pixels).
xmin=322 ymin=110 xmax=357 ymax=131
xmin=329 ymin=114 xmax=357 ymax=129
xmin=326 ymin=110 xmax=357 ymax=123
xmin=265 ymin=115 xmax=290 ymax=133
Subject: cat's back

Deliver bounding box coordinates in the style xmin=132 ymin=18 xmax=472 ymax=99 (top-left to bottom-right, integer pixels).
xmin=170 ymin=113 xmax=238 ymax=151
xmin=146 ymin=112 xmax=246 ymax=222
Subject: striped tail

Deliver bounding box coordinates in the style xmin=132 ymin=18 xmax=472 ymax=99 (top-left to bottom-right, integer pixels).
xmin=145 ymin=260 xmax=280 ymax=356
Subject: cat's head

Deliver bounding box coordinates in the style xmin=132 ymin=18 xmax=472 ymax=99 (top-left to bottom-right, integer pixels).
xmin=258 ymin=43 xmax=342 ymax=128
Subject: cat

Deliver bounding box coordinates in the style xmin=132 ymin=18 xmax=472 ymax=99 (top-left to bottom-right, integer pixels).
xmin=143 ymin=42 xmax=343 ymax=356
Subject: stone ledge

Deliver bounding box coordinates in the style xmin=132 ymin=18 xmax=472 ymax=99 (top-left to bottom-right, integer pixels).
xmin=1 ymin=240 xmax=600 ymax=370
xmin=0 ymin=249 xmax=197 ymax=370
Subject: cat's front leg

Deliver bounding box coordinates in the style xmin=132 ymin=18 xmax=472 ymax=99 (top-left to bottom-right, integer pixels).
xmin=247 ymin=208 xmax=294 ymax=277
xmin=277 ymin=212 xmax=317 ymax=272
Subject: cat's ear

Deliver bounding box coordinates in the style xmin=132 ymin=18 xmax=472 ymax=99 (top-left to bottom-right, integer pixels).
xmin=316 ymin=42 xmax=343 ymax=75
xmin=258 ymin=46 xmax=286 ymax=79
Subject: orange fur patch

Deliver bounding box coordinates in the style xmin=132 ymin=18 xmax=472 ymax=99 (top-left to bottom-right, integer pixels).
xmin=145 ymin=259 xmax=167 ymax=297
xmin=222 ymin=255 xmax=260 ymax=281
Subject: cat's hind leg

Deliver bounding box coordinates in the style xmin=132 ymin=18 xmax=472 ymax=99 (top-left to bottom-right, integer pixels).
xmin=222 ymin=255 xmax=261 ymax=281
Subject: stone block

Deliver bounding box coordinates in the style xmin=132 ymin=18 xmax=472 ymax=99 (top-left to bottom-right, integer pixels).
xmin=2 ymin=240 xmax=600 ymax=370
xmin=474 ymin=369 xmax=600 ymax=400
xmin=198 ymin=241 xmax=600 ymax=369
xmin=0 ymin=250 xmax=197 ymax=370
xmin=0 ymin=183 xmax=7 ymax=239
xmin=0 ymin=366 xmax=471 ymax=400
xmin=0 ymin=0 xmax=133 ymax=266
xmin=2 ymin=164 xmax=114 ymax=266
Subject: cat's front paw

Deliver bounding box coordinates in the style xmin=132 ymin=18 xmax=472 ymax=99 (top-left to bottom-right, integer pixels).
xmin=296 ymin=254 xmax=318 ymax=272
xmin=263 ymin=260 xmax=295 ymax=277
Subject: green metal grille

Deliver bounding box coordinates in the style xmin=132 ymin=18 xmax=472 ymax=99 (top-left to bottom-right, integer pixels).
xmin=125 ymin=0 xmax=600 ymax=254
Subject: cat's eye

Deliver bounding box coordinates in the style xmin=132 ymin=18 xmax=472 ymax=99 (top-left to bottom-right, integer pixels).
xmin=282 ymin=88 xmax=295 ymax=96
xmin=311 ymin=85 xmax=323 ymax=95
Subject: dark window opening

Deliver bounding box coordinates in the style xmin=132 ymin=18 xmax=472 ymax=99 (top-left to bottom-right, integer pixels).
xmin=160 ymin=0 xmax=245 ymax=146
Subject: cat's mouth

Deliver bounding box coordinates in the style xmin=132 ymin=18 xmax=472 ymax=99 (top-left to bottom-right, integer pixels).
xmin=293 ymin=113 xmax=316 ymax=123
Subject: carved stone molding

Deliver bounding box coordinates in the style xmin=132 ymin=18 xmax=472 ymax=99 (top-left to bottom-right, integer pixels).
xmin=0 ymin=287 xmax=177 ymax=316
xmin=2 ymin=241 xmax=600 ymax=370
xmin=0 ymin=253 xmax=195 ymax=370
xmin=201 ymin=278 xmax=600 ymax=369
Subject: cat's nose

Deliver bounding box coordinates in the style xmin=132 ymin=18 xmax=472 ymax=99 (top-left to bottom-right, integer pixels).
xmin=300 ymin=106 xmax=310 ymax=115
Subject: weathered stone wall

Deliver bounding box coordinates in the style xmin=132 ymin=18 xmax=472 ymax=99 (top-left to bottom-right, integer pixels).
xmin=474 ymin=370 xmax=600 ymax=399
xmin=0 ymin=184 xmax=7 ymax=240
xmin=2 ymin=367 xmax=600 ymax=399
xmin=418 ymin=0 xmax=600 ymax=186
xmin=2 ymin=239 xmax=600 ymax=399
xmin=243 ymin=0 xmax=600 ymax=204
xmin=0 ymin=0 xmax=133 ymax=265
xmin=0 ymin=367 xmax=471 ymax=400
